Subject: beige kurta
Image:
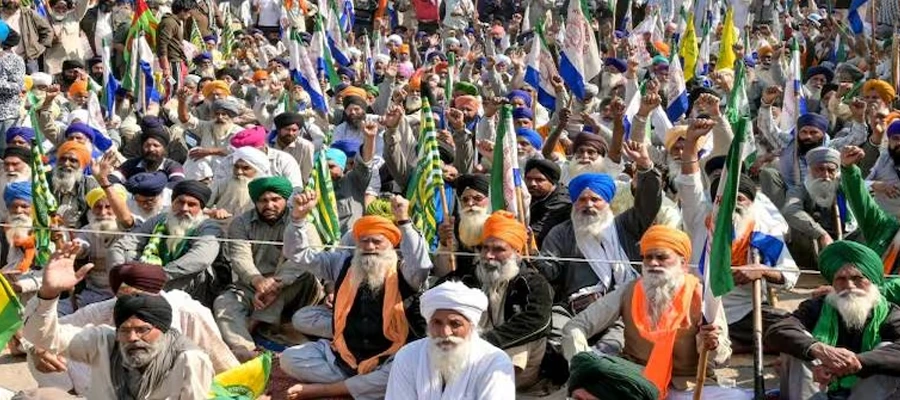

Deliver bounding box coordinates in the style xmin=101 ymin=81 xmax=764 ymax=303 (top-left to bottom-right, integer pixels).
xmin=44 ymin=2 xmax=90 ymax=75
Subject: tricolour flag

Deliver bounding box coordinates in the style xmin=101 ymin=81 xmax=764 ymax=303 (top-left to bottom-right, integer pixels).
xmin=559 ymin=0 xmax=602 ymax=100
xmin=405 ymin=98 xmax=443 ymax=250
xmin=715 ymin=6 xmax=736 ymax=71
xmin=287 ymin=28 xmax=329 ymax=115
xmin=0 ymin=274 xmax=21 ymax=352
xmin=307 ymin=149 xmax=342 ymax=245
xmin=665 ymin=54 xmax=689 ymax=123
xmin=524 ymin=25 xmax=558 ymax=111
xmin=681 ymin=12 xmax=699 ymax=82
xmin=847 ymin=0 xmax=868 ymax=35
xmin=27 ymin=94 xmax=58 ymax=268
xmin=312 ymin=16 xmax=342 ymax=90
xmin=490 ymin=105 xmax=522 ymax=218
xmin=122 ymin=0 xmax=158 ymax=93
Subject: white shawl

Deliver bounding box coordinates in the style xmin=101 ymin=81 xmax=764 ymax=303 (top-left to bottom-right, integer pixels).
xmin=404 ymin=338 xmax=516 ymax=400
xmin=575 ymin=220 xmax=637 ymax=295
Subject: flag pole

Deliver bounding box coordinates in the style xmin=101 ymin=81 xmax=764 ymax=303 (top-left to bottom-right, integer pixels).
xmin=751 ymin=250 xmax=765 ymax=399
xmin=515 ymin=186 xmax=530 ymax=257
xmin=693 ymin=343 xmax=710 ymax=400
xmin=438 ymin=187 xmax=457 ymax=272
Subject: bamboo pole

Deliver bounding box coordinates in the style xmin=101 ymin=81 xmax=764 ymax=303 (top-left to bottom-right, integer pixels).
xmin=439 ymin=187 xmax=456 ymax=272
xmin=751 ymin=250 xmax=765 ymax=400
xmin=693 ymin=347 xmax=710 ymax=400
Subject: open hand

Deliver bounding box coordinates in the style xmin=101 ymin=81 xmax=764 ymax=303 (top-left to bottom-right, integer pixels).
xmin=39 ymin=242 xmax=93 ymax=299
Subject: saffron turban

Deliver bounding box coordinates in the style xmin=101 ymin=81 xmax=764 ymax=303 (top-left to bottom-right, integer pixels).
xmin=863 ymin=79 xmax=896 ymax=103
xmin=67 ymin=80 xmax=88 ymax=97
xmin=326 ymin=148 xmax=348 ymax=170
xmin=109 ymin=262 xmax=168 ymax=294
xmin=653 ymin=41 xmax=670 ymax=57
xmin=569 ymin=173 xmax=617 ymax=203
xmin=230 ymin=126 xmax=267 ymax=149
xmin=420 ymin=280 xmax=488 ymax=324
xmin=341 ymin=86 xmax=367 ymax=101
xmin=797 ymin=113 xmax=829 ymax=133
xmin=805 ymin=146 xmax=840 ymax=167
xmin=453 ymin=95 xmax=480 ymax=111
xmin=202 ymin=80 xmax=231 ymax=97
xmin=757 ymin=46 xmax=773 ymax=57
xmin=114 ymin=294 xmax=172 ymax=333
xmin=233 ymin=146 xmax=270 ymax=175
xmin=4 ymin=181 xmax=31 ymax=205
xmin=507 ymin=90 xmax=533 ymax=108
xmin=818 ymin=241 xmax=884 ymax=285
xmin=252 ymin=70 xmax=269 ymax=82
xmin=248 ymin=176 xmax=293 ymax=201
xmin=85 ymin=184 xmax=128 ymax=208
xmin=481 ymin=211 xmax=527 ymax=252
xmin=57 ymin=141 xmax=91 ymax=168
xmin=516 ymin=127 xmax=543 ymax=150
xmin=640 ymin=225 xmax=692 ymax=261
xmin=353 ymin=215 xmax=401 ymax=246
xmin=172 ymin=180 xmax=212 ymax=207
xmin=6 ymin=127 xmax=34 ymax=145
xmin=568 ymin=353 xmax=659 ymax=400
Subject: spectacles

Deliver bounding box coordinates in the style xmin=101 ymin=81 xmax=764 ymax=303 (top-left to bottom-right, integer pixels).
xmin=117 ymin=325 xmax=154 ymax=338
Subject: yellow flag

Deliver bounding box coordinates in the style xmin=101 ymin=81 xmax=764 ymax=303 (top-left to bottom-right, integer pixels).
xmin=681 ymin=13 xmax=699 ymax=82
xmin=716 ymin=7 xmax=736 ymax=71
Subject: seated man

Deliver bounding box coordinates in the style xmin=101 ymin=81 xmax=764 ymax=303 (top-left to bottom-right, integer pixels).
xmin=26 ymin=262 xmax=238 ymax=395
xmin=435 ymin=173 xmax=491 ymax=279
xmin=524 ymin=158 xmax=571 ymax=248
xmin=281 ymin=192 xmax=432 ymax=400
xmin=49 ymin=140 xmax=98 ymax=228
xmin=122 ymin=172 xmax=170 ymax=224
xmin=111 ymin=117 xmax=185 ymax=185
xmin=386 ymin=281 xmax=516 ymax=398
xmin=22 ymin=246 xmax=215 ymax=399
xmin=207 ymin=146 xmax=270 ymax=221
xmin=562 ymin=225 xmax=745 ymax=399
xmin=3 ymin=182 xmax=38 ymax=293
xmin=567 ymin=351 xmax=659 ymax=400
xmin=766 ymin=241 xmax=900 ymax=400
xmin=214 ymin=177 xmax=321 ymax=361
xmin=109 ymin=180 xmax=224 ymax=305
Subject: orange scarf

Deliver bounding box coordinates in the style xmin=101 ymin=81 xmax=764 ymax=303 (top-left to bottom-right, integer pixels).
xmin=630 ymin=274 xmax=700 ymax=399
xmin=12 ymin=235 xmax=35 ymax=273
xmin=331 ymin=267 xmax=409 ymax=375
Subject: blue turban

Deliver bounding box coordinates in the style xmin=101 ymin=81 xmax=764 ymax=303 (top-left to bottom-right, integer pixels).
xmin=5 ymin=127 xmax=34 ymax=144
xmin=797 ymin=113 xmax=829 ymax=133
xmin=274 ymin=58 xmax=289 ymax=67
xmin=337 ymin=66 xmax=356 ymax=81
xmin=569 ymin=173 xmax=616 ymax=203
xmin=743 ymin=56 xmax=756 ymax=68
xmin=512 ymin=107 xmax=534 ymax=120
xmin=507 ymin=90 xmax=533 ymax=109
xmin=888 ymin=120 xmax=900 ymax=137
xmin=614 ymin=30 xmax=626 ymax=39
xmin=124 ymin=172 xmax=168 ymax=197
xmin=202 ymin=34 xmax=217 ymax=42
xmin=516 ymin=127 xmax=543 ymax=150
xmin=4 ymin=181 xmax=31 ymax=205
xmin=326 ymin=148 xmax=348 ymax=170
xmin=806 ymin=66 xmax=834 ymax=83
xmin=0 ymin=20 xmax=9 ymax=43
xmin=603 ymin=58 xmax=627 ymax=73
xmin=331 ymin=139 xmax=362 ymax=158
xmin=193 ymin=52 xmax=212 ymax=62
xmin=65 ymin=122 xmax=94 ymax=142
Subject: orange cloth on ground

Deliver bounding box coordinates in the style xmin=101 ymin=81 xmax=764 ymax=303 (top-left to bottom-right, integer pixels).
xmin=11 ymin=235 xmax=35 ymax=273
xmin=353 ymin=216 xmax=401 ymax=246
xmin=640 ymin=225 xmax=692 ymax=261
xmin=57 ymin=140 xmax=91 ymax=168
xmin=68 ymin=80 xmax=88 ymax=97
xmin=331 ymin=265 xmax=408 ymax=374
xmin=630 ymin=274 xmax=700 ymax=399
xmin=481 ymin=211 xmax=527 ymax=252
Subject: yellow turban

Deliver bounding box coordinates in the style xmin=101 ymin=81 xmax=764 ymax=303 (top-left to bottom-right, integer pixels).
xmin=481 ymin=211 xmax=527 ymax=252
xmin=340 ymin=86 xmax=367 ymax=100
xmin=640 ymin=225 xmax=692 ymax=261
xmin=68 ymin=80 xmax=89 ymax=97
xmin=86 ymin=184 xmax=129 ymax=208
xmin=663 ymin=125 xmax=689 ymax=152
xmin=56 ymin=140 xmax=91 ymax=168
xmin=24 ymin=76 xmax=33 ymax=92
xmin=202 ymin=80 xmax=231 ymax=98
xmin=863 ymin=79 xmax=896 ymax=103
xmin=757 ymin=46 xmax=773 ymax=57
xmin=353 ymin=216 xmax=402 ymax=247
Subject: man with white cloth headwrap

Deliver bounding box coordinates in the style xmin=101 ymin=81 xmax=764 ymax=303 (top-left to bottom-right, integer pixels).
xmin=385 ymin=281 xmax=515 ymax=399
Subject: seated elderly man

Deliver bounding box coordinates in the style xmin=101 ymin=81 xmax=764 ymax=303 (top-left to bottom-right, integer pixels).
xmin=435 ymin=173 xmax=491 ymax=278
xmin=177 ymin=93 xmax=244 ymax=176
xmin=567 ymin=352 xmax=659 ymax=400
xmin=122 ymin=172 xmax=171 ymax=224
xmin=386 ymin=281 xmax=516 ymax=398
xmin=214 ymin=177 xmax=321 ymax=362
xmin=207 ymin=146 xmax=271 ymax=221
xmin=112 ymin=117 xmax=185 ymax=186
xmin=563 ymin=225 xmax=745 ymax=400
xmin=766 ymin=241 xmax=900 ymax=400
xmin=280 ymin=191 xmax=432 ymax=400
xmin=49 ymin=140 xmax=98 ymax=228
xmin=109 ymin=180 xmax=224 ymax=305
xmin=26 ymin=262 xmax=238 ymax=395
xmin=4 ymin=182 xmax=38 ymax=291
xmin=213 ymin=125 xmax=305 ymax=189
xmin=524 ymin=159 xmax=571 ymax=248
xmin=22 ymin=246 xmax=215 ymax=399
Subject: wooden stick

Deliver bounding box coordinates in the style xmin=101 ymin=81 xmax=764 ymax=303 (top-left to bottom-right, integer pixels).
xmin=832 ymin=200 xmax=843 ymax=241
xmin=515 ymin=186 xmax=530 ymax=257
xmin=693 ymin=347 xmax=710 ymax=400
xmin=439 ymin=187 xmax=456 ymax=272
xmin=751 ymin=251 xmax=765 ymax=400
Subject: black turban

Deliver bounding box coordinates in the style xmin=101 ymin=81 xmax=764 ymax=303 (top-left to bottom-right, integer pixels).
xmin=274 ymin=112 xmax=304 ymax=130
xmin=438 ymin=141 xmax=455 ymax=164
xmin=139 ymin=116 xmax=170 ymax=146
xmin=4 ymin=146 xmax=32 ymax=165
xmin=62 ymin=59 xmax=85 ymax=71
xmin=568 ymin=352 xmax=659 ymax=400
xmin=109 ymin=263 xmax=168 ymax=294
xmin=455 ymin=173 xmax=489 ymax=195
xmin=172 ymin=180 xmax=212 ymax=206
xmin=710 ymin=173 xmax=757 ymax=202
xmin=703 ymin=155 xmax=726 ymax=177
xmin=525 ymin=158 xmax=561 ymax=184
xmin=113 ymin=294 xmax=172 ymax=333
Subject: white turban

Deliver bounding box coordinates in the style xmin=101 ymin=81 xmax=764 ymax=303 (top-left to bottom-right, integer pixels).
xmin=494 ymin=55 xmax=511 ymax=66
xmin=68 ymin=109 xmax=90 ymax=124
xmin=184 ymin=159 xmax=214 ymax=180
xmin=233 ymin=146 xmax=271 ymax=176
xmin=584 ymin=83 xmax=599 ymax=97
xmin=387 ymin=34 xmax=403 ymax=46
xmin=31 ymin=73 xmax=52 ymax=87
xmin=185 ymin=74 xmax=201 ymax=87
xmin=374 ymin=54 xmax=391 ymax=64
xmin=420 ymin=281 xmax=488 ymax=324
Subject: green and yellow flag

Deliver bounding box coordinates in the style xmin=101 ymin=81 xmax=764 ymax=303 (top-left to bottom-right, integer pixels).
xmin=208 ymin=352 xmax=272 ymax=399
xmin=0 ymin=273 xmax=22 ymax=351
xmin=405 ymin=98 xmax=443 ymax=250
xmin=27 ymin=93 xmax=58 ymax=268
xmin=306 ymin=148 xmax=342 ymax=246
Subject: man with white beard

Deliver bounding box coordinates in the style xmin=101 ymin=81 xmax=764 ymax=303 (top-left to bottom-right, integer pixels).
xmin=3 ymin=182 xmax=36 ymax=278
xmin=207 ymin=146 xmax=270 ymax=221
xmin=177 ymin=91 xmax=243 ymax=176
xmin=562 ymin=225 xmax=740 ymax=400
xmin=109 ymin=180 xmax=224 ymax=306
xmin=766 ymin=241 xmax=900 ymax=400
xmin=803 ymin=66 xmax=833 ymax=114
xmin=515 ymin=127 xmax=543 ymax=167
xmin=0 ymin=147 xmax=33 ymax=222
xmin=435 ymin=173 xmax=491 ymax=278
xmin=783 ymin=147 xmax=853 ymax=270
xmin=212 ymin=125 xmax=305 ymax=189
xmin=473 ymin=210 xmax=553 ymax=393
xmin=122 ymin=172 xmax=170 ymax=225
xmin=49 ymin=140 xmax=98 ymax=228
xmin=281 ymin=191 xmax=432 ymax=400
xmin=385 ymin=281 xmax=516 ymax=399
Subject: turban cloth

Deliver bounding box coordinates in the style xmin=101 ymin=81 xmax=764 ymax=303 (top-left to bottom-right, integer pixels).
xmin=30 ymin=72 xmax=52 ymax=87
xmin=516 ymin=127 xmax=543 ymax=150
xmin=326 ymin=148 xmax=348 ymax=170
xmin=230 ymin=126 xmax=267 ymax=148
xmin=797 ymin=113 xmax=829 ymax=133
xmin=67 ymin=80 xmax=88 ymax=97
xmin=202 ymin=34 xmax=217 ymax=42
xmin=342 ymin=90 xmax=368 ymax=109
xmin=640 ymin=225 xmax=692 ymax=261
xmin=438 ymin=141 xmax=455 ymax=164
xmin=341 ymin=86 xmax=367 ymax=99
xmin=273 ymin=58 xmax=289 ymax=67
xmin=525 ymin=158 xmax=561 ymax=184
xmin=805 ymin=146 xmax=840 ymax=166
xmin=863 ymin=79 xmax=896 ymax=103
xmin=453 ymin=81 xmax=479 ymax=96
xmin=0 ymin=20 xmax=10 ymax=43
xmin=569 ymin=173 xmax=617 ymax=203
xmin=140 ymin=116 xmax=170 ymax=146
xmin=4 ymin=147 xmax=32 ymax=165
xmin=331 ymin=139 xmax=362 ymax=159
xmin=113 ymin=294 xmax=172 ymax=333
xmin=6 ymin=127 xmax=34 ymax=144
xmin=397 ymin=62 xmax=414 ymax=78
xmin=399 ymin=44 xmax=411 ymax=54
xmin=337 ymin=65 xmax=357 ymax=81
xmin=837 ymin=63 xmax=865 ymax=82
xmin=654 ymin=41 xmax=670 ymax=57
xmin=507 ymin=90 xmax=533 ymax=108
xmin=482 ymin=211 xmax=527 ymax=252
xmin=704 ymin=156 xmax=727 ymax=177
xmin=233 ymin=146 xmax=270 ymax=175
xmin=65 ymin=122 xmax=94 ymax=142
xmin=603 ymin=58 xmax=627 ymax=73
xmin=172 ymin=180 xmax=212 ymax=207
xmin=455 ymin=173 xmax=489 ymax=195
xmin=353 ymin=215 xmax=402 ymax=246
xmin=889 ymin=120 xmax=900 ymax=138
xmin=109 ymin=263 xmax=168 ymax=294
xmin=512 ymin=107 xmax=534 ymax=120
xmin=818 ymin=241 xmax=884 ymax=285
xmin=125 ymin=172 xmax=167 ymax=197
xmin=362 ymin=84 xmax=380 ymax=97
xmin=4 ymin=181 xmax=31 ymax=205
xmin=248 ymin=176 xmax=293 ymax=201
xmin=274 ymin=112 xmax=303 ymax=130
xmin=568 ymin=352 xmax=659 ymax=400
xmin=710 ymin=173 xmax=757 ymax=202
xmin=374 ymin=54 xmax=391 ymax=64
xmin=584 ymin=83 xmax=599 ymax=97
xmin=420 ymin=280 xmax=488 ymax=323
xmin=453 ymin=95 xmax=480 ymax=111
xmin=193 ymin=52 xmax=212 ymax=63
xmin=572 ymin=132 xmax=608 ymax=154
xmin=806 ymin=66 xmax=834 ymax=82
xmin=202 ymin=80 xmax=231 ymax=97
xmin=663 ymin=125 xmax=689 ymax=151
xmin=184 ymin=74 xmax=201 ymax=87
xmin=23 ymin=76 xmax=32 ymax=92
xmin=211 ymin=99 xmax=241 ymax=117
xmin=57 ymin=141 xmax=91 ymax=168
xmin=62 ymin=59 xmax=84 ymax=71
xmin=652 ymin=55 xmax=669 ymax=66
xmin=252 ymin=70 xmax=269 ymax=82
xmin=757 ymin=46 xmax=773 ymax=57
xmin=86 ymin=184 xmax=128 ymax=208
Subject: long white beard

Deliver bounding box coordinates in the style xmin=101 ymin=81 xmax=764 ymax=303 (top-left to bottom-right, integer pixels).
xmin=458 ymin=205 xmax=490 ymax=248
xmin=349 ymin=248 xmax=399 ymax=292
xmin=567 ymin=156 xmax=608 ymax=181
xmin=667 ymin=159 xmax=682 ymax=184
xmin=826 ymin=285 xmax=882 ymax=331
xmin=804 ymin=175 xmax=840 ymax=208
xmin=87 ymin=213 xmax=120 ymax=232
xmin=5 ymin=214 xmax=32 ymax=246
xmin=571 ymin=207 xmax=615 ymax=239
xmin=732 ymin=203 xmax=752 ymax=234
xmin=427 ymin=334 xmax=473 ymax=386
xmin=1 ymin=166 xmax=32 ymax=186
xmin=476 ymin=256 xmax=520 ymax=292
xmin=212 ymin=176 xmax=253 ymax=216
xmin=52 ymin=167 xmax=81 ymax=194
xmin=212 ymin=121 xmax=234 ymax=140
xmin=165 ymin=210 xmax=207 ymax=254
xmin=642 ymin=267 xmax=685 ymax=325
xmin=805 ymin=84 xmax=822 ymax=101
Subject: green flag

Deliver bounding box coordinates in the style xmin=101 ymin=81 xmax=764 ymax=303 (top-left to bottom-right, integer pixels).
xmin=27 ymin=93 xmax=57 ymax=268
xmin=405 ymin=98 xmax=443 ymax=250
xmin=306 ymin=150 xmax=342 ymax=245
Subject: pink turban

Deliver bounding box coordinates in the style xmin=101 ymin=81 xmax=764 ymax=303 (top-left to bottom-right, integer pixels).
xmin=230 ymin=126 xmax=267 ymax=149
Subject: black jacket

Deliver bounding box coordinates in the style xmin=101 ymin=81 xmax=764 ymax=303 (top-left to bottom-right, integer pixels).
xmin=529 ymin=185 xmax=572 ymax=248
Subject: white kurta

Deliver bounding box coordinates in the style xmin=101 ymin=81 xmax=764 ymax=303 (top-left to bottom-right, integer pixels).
xmin=385 ymin=337 xmax=516 ymax=400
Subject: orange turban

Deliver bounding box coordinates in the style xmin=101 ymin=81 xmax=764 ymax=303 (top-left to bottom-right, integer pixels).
xmin=453 ymin=95 xmax=480 ymax=111
xmin=340 ymin=86 xmax=367 ymax=100
xmin=68 ymin=80 xmax=89 ymax=97
xmin=653 ymin=41 xmax=670 ymax=58
xmin=863 ymin=79 xmax=896 ymax=103
xmin=353 ymin=216 xmax=402 ymax=247
xmin=757 ymin=46 xmax=773 ymax=57
xmin=202 ymin=80 xmax=231 ymax=97
xmin=57 ymin=140 xmax=91 ymax=168
xmin=640 ymin=225 xmax=692 ymax=261
xmin=433 ymin=61 xmax=449 ymax=75
xmin=481 ymin=211 xmax=527 ymax=252
xmin=252 ymin=70 xmax=269 ymax=82
xmin=399 ymin=44 xmax=410 ymax=54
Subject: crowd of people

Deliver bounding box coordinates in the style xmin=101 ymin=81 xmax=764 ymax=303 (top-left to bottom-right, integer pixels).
xmin=0 ymin=0 xmax=899 ymax=398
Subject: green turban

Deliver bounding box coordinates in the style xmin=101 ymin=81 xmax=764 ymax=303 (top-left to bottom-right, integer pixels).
xmin=248 ymin=176 xmax=293 ymax=202
xmin=818 ymin=241 xmax=884 ymax=285
xmin=362 ymin=84 xmax=380 ymax=97
xmin=568 ymin=352 xmax=658 ymax=400
xmin=453 ymin=81 xmax=479 ymax=96
xmin=365 ymin=198 xmax=393 ymax=220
